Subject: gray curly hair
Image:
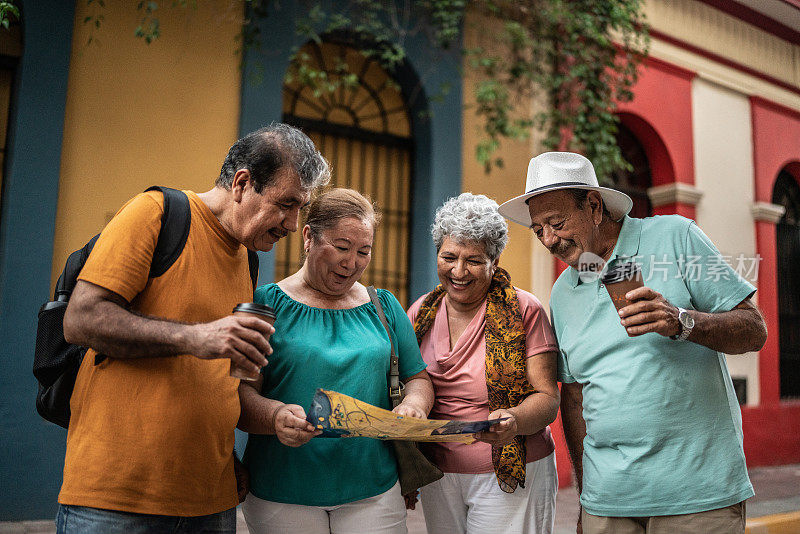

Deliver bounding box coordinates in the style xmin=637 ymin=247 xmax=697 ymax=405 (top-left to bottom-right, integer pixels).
xmin=431 ymin=193 xmax=508 ymax=261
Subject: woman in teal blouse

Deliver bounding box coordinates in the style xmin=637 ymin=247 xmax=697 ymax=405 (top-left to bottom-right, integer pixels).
xmin=238 ymin=188 xmax=433 ymax=534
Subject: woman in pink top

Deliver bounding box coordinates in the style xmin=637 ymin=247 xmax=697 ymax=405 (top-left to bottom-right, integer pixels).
xmin=407 ymin=193 xmax=560 ymax=534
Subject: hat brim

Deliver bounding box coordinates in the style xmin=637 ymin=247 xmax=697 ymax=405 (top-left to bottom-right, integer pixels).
xmin=498 ymin=184 xmax=633 ymax=227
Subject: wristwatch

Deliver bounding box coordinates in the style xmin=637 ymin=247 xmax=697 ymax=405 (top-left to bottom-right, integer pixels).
xmin=670 ymin=307 xmax=695 ymax=341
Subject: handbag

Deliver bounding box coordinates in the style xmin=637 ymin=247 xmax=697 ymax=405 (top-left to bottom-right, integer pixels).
xmin=366 ymin=286 xmax=444 ymax=495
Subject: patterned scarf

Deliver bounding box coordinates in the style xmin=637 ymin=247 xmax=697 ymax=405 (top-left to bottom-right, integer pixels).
xmin=412 ymin=267 xmax=533 ymax=492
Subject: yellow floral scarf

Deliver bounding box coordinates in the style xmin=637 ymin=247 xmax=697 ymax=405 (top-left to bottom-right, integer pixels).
xmin=412 ymin=267 xmax=533 ymax=492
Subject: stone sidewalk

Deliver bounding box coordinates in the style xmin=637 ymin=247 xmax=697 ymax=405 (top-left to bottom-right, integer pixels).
xmin=2 ymin=464 xmax=798 ymax=533
xmin=408 ymin=464 xmax=800 ymax=534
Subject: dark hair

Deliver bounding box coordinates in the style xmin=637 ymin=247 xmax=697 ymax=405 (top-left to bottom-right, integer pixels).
xmin=216 ymin=123 xmax=330 ymax=193
xmin=568 ymin=189 xmax=612 ymax=219
xmin=305 ymin=188 xmax=381 ymax=239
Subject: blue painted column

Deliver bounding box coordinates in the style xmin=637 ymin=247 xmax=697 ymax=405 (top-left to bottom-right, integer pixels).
xmin=238 ymin=3 xmax=302 ymax=283
xmin=402 ymin=32 xmax=463 ymax=302
xmin=0 ymin=0 xmax=75 ymax=520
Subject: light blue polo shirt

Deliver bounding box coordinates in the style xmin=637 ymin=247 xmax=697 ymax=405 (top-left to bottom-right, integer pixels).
xmin=550 ymin=215 xmax=755 ymax=517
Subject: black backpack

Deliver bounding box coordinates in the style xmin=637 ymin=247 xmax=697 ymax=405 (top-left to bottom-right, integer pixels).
xmin=33 ymin=186 xmax=259 ymax=428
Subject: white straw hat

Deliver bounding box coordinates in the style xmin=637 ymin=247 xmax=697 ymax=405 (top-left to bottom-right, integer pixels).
xmin=498 ymin=152 xmax=633 ymax=226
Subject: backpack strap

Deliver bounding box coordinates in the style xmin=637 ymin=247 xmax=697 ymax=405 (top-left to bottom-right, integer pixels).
xmin=247 ymin=250 xmax=259 ymax=291
xmin=145 ymin=186 xmax=259 ymax=288
xmin=145 ymin=186 xmax=191 ymax=278
xmin=54 ymin=234 xmax=100 ymax=301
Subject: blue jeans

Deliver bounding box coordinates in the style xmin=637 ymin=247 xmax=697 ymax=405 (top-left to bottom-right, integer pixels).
xmin=56 ymin=504 xmax=236 ymax=534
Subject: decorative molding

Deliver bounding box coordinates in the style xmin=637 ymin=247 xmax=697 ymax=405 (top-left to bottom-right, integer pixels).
xmin=648 ymin=39 xmax=800 ymax=113
xmin=649 ymin=29 xmax=800 ymax=99
xmin=647 ymin=183 xmax=704 ymax=207
xmin=696 ymin=0 xmax=800 ymax=46
xmin=751 ymin=201 xmax=786 ymax=223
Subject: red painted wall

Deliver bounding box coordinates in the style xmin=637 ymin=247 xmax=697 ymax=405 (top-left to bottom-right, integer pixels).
xmin=549 ymin=62 xmax=800 ymax=488
xmin=617 ymin=56 xmax=695 ymax=187
xmin=550 ymin=56 xmax=698 ymax=487
xmin=745 ymin=97 xmax=800 ymax=465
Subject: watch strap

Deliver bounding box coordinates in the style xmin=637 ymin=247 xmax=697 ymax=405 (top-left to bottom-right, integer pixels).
xmin=671 ymin=307 xmax=693 ymax=341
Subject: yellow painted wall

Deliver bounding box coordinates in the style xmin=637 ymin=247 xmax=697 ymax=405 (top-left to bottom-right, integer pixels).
xmin=52 ymin=1 xmax=244 ymax=287
xmin=460 ymin=9 xmax=554 ymax=305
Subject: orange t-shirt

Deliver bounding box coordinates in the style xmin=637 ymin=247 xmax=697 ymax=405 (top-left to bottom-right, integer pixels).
xmin=58 ymin=190 xmax=252 ymax=516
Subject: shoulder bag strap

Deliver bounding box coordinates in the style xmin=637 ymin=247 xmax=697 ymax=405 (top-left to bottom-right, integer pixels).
xmin=367 ymin=286 xmax=403 ymax=408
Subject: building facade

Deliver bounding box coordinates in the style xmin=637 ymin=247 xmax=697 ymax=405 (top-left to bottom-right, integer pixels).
xmin=1 ymin=0 xmax=798 ymax=520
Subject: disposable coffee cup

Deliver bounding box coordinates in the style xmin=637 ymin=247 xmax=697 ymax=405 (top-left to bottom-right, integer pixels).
xmin=230 ymin=302 xmax=276 ymax=381
xmin=601 ymin=262 xmax=643 ymax=312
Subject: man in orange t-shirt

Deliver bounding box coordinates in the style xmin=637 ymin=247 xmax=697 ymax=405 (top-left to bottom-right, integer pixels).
xmin=56 ymin=124 xmax=329 ymax=534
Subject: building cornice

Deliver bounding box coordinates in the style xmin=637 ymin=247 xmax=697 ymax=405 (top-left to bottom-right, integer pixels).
xmin=696 ymin=0 xmax=800 ymax=45
xmin=649 ymin=29 xmax=800 ymax=100
xmin=647 ymin=182 xmax=704 ymax=207
xmin=751 ymin=201 xmax=786 ymax=223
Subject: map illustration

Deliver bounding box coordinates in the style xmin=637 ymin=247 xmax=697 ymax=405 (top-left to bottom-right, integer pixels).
xmin=306 ymin=389 xmax=508 ymax=443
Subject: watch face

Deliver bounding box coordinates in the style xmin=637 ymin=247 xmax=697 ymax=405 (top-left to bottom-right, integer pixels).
xmin=680 ymin=310 xmax=695 ymax=329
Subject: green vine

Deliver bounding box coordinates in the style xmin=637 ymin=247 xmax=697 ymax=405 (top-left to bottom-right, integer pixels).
xmin=69 ymin=0 xmax=648 ymax=181
xmin=0 ymin=1 xmax=19 ymax=30
xmin=282 ymin=0 xmax=648 ymax=179
xmin=467 ymin=0 xmax=649 ymax=178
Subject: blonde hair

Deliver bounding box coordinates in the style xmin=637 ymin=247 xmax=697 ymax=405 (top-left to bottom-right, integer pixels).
xmin=304 ymin=188 xmax=381 ymax=239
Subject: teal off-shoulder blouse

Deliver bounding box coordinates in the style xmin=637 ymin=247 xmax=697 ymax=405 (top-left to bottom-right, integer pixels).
xmin=243 ymin=284 xmax=427 ymax=506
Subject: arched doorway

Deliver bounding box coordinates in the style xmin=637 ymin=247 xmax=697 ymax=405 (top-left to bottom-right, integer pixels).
xmin=773 ymin=170 xmax=800 ymax=399
xmin=279 ymin=41 xmax=413 ymax=305
xmin=611 ymin=122 xmax=653 ymax=218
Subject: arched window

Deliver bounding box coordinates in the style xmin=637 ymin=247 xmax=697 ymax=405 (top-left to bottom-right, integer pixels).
xmin=279 ymin=41 xmax=413 ymax=305
xmin=611 ymin=122 xmax=653 ymax=218
xmin=0 ymin=20 xmax=22 ymax=223
xmin=773 ymin=170 xmax=800 ymax=399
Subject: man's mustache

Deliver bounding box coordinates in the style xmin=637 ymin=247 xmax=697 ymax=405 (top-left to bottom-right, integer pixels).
xmin=549 ymin=241 xmax=573 ymax=256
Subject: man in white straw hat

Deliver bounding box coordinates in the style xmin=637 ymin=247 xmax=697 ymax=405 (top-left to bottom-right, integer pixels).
xmin=499 ymin=152 xmax=767 ymax=533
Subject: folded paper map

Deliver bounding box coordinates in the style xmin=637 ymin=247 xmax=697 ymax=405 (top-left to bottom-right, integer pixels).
xmin=306 ymin=389 xmax=508 ymax=444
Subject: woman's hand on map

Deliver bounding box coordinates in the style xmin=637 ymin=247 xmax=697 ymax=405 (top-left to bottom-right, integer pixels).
xmin=474 ymin=408 xmax=518 ymax=446
xmin=273 ymin=404 xmax=321 ymax=447
xmin=392 ymin=399 xmax=427 ymax=419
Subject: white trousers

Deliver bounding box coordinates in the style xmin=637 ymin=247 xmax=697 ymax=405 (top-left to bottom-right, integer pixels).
xmin=420 ymin=453 xmax=557 ymax=534
xmin=241 ymin=481 xmax=407 ymax=534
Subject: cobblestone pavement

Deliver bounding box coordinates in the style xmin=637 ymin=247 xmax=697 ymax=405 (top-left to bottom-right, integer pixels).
xmin=2 ymin=464 xmax=798 ymax=533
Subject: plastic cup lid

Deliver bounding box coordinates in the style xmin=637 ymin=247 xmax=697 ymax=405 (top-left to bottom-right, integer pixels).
xmin=232 ymin=302 xmax=276 ymax=318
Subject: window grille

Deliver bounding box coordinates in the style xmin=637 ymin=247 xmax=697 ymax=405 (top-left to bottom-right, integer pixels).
xmin=773 ymin=171 xmax=800 ymax=399
xmin=278 ymin=41 xmax=413 ymax=306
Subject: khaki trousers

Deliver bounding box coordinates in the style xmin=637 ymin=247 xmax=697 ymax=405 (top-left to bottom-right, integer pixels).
xmin=582 ymin=501 xmax=745 ymax=534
